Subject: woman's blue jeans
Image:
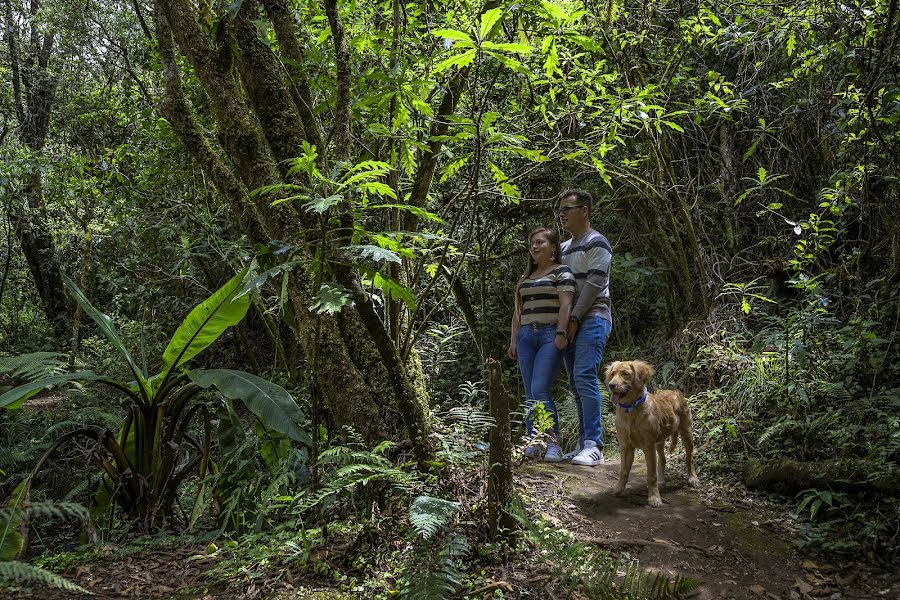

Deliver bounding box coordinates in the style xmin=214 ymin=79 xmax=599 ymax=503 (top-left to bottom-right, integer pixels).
xmin=516 ymin=323 xmax=563 ymax=438
xmin=563 ymin=315 xmax=612 ymax=448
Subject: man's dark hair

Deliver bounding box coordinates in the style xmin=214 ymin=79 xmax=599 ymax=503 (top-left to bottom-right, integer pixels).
xmin=559 ymin=188 xmax=593 ymax=212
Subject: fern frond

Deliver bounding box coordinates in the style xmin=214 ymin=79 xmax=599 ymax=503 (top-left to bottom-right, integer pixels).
xmin=24 ymin=502 xmax=89 ymax=521
xmin=409 ymin=496 xmax=460 ymax=539
xmin=0 ymin=560 xmax=91 ymax=594
xmin=398 ymin=533 xmax=468 ymax=600
xmin=0 ymin=353 xmax=69 ymax=382
xmin=758 ymin=416 xmax=790 ymax=446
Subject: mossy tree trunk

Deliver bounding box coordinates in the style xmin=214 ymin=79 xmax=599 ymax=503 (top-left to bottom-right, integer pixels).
xmin=4 ymin=0 xmax=70 ymax=342
xmin=153 ymin=0 xmax=509 ymax=465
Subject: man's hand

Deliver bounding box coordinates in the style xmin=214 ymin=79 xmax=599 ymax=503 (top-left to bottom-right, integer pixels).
xmin=566 ymin=320 xmax=579 ymax=342
xmin=508 ymin=343 xmax=517 ymax=360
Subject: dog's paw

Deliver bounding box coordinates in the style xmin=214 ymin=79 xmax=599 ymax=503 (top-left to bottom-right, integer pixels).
xmin=647 ymin=496 xmax=663 ymax=508
xmin=613 ymin=485 xmax=626 ymax=497
xmin=688 ymin=476 xmax=700 ymax=488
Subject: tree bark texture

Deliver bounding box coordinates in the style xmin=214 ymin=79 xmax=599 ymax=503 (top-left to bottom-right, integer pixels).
xmin=153 ymin=0 xmax=435 ymax=463
xmin=4 ymin=0 xmax=70 ymax=341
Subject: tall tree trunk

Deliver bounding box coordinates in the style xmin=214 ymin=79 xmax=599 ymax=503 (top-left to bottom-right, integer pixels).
xmin=4 ymin=0 xmax=70 ymax=341
xmin=153 ymin=0 xmax=435 ymax=465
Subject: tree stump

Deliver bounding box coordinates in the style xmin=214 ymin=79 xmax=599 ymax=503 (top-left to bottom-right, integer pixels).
xmin=486 ymin=358 xmax=515 ymax=541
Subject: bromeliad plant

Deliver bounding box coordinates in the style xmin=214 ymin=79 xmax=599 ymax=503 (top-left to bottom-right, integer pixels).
xmin=0 ymin=270 xmax=309 ymax=532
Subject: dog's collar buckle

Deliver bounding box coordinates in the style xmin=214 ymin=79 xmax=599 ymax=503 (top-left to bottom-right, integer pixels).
xmin=616 ymin=388 xmax=648 ymax=413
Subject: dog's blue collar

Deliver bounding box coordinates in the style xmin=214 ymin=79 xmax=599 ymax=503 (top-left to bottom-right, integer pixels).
xmin=615 ymin=388 xmax=648 ymax=413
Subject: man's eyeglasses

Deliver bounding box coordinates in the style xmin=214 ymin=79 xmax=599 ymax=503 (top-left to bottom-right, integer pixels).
xmin=557 ymin=205 xmax=585 ymax=216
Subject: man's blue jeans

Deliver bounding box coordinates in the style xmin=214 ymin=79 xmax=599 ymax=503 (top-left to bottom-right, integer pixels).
xmin=516 ymin=323 xmax=563 ymax=438
xmin=564 ymin=315 xmax=612 ymax=447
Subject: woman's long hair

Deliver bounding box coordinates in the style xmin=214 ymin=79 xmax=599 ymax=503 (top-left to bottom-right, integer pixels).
xmin=515 ymin=227 xmax=562 ymax=316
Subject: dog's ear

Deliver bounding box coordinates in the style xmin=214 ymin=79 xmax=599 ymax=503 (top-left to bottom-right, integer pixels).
xmin=634 ymin=361 xmax=655 ymax=386
xmin=604 ymin=361 xmax=620 ymax=383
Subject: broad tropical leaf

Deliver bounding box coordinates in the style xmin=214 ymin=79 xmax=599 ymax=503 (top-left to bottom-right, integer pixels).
xmin=188 ymin=369 xmax=310 ymax=444
xmin=160 ymin=271 xmax=250 ymax=379
xmin=62 ymin=275 xmax=144 ymax=385
xmin=0 ymin=481 xmax=28 ymax=560
xmin=0 ymin=371 xmax=100 ymax=410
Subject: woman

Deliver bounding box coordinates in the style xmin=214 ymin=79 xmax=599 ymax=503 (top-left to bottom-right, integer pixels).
xmin=508 ymin=227 xmax=575 ymax=462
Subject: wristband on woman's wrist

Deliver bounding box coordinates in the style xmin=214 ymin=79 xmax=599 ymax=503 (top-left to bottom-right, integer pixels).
xmin=555 ymin=330 xmax=567 ymax=337
xmin=569 ymin=314 xmax=581 ymax=324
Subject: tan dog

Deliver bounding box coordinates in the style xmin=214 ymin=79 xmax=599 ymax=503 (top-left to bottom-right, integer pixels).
xmin=605 ymin=360 xmax=699 ymax=507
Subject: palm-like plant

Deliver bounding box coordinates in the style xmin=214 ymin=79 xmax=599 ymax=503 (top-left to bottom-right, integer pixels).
xmin=0 ymin=270 xmax=309 ymax=533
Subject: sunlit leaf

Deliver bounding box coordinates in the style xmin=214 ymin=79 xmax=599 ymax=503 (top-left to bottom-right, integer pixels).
xmin=304 ymin=194 xmax=344 ymax=213
xmin=479 ymin=7 xmax=503 ymax=40
xmin=352 ymin=245 xmax=402 ymax=264
xmin=161 ymin=270 xmax=250 ymax=378
xmin=311 ymin=283 xmax=353 ymax=315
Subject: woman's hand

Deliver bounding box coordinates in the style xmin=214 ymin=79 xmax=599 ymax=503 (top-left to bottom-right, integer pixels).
xmin=554 ymin=333 xmax=568 ymax=350
xmin=508 ymin=343 xmax=517 ymax=360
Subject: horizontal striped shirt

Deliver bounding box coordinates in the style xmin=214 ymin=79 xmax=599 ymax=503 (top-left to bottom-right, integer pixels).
xmin=561 ymin=229 xmax=613 ymax=324
xmin=518 ymin=265 xmax=576 ymax=325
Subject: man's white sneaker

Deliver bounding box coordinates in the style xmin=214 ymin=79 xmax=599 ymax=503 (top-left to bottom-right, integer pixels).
xmin=571 ymin=440 xmax=604 ymax=466
xmin=563 ymin=444 xmax=582 ymax=460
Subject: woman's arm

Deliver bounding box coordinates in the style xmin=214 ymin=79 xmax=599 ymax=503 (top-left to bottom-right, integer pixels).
xmin=555 ymin=290 xmax=573 ymax=349
xmin=508 ymin=301 xmax=521 ymax=359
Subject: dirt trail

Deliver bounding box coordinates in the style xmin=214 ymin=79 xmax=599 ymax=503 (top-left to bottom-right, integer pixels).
xmin=518 ymin=460 xmax=895 ymax=600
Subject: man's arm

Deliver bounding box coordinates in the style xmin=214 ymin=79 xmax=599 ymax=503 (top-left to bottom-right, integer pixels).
xmin=571 ymin=273 xmax=605 ymax=319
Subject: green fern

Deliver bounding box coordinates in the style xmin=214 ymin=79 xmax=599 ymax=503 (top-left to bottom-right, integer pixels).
xmin=409 ymin=495 xmax=460 ymax=539
xmin=398 ymin=534 xmax=468 ymax=600
xmin=295 ymin=434 xmax=417 ymax=514
xmin=0 ymin=560 xmax=91 ymax=594
xmin=0 ymin=353 xmax=68 ymax=383
xmin=397 ymin=495 xmax=468 ymax=599
xmin=516 ymin=510 xmax=704 ymax=599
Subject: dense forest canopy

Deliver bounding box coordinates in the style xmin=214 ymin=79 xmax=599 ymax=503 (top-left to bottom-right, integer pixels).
xmin=0 ymin=0 xmax=897 ymax=596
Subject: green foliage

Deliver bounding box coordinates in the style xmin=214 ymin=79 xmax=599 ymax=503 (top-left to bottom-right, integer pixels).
xmin=188 ymin=369 xmax=309 ymax=444
xmin=0 ymin=353 xmax=68 ymax=385
xmin=0 ymin=560 xmax=91 ymax=594
xmin=296 ymin=435 xmax=418 ymax=514
xmin=1 ymin=274 xmax=306 ymax=535
xmin=517 ymin=512 xmax=703 ymax=599
xmin=398 ymin=495 xmax=467 ymax=600
xmin=408 ymin=496 xmax=461 ymax=540
xmin=160 ymin=270 xmax=251 ymax=382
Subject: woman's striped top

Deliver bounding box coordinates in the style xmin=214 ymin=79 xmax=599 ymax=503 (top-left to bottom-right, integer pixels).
xmin=518 ymin=265 xmax=576 ymax=325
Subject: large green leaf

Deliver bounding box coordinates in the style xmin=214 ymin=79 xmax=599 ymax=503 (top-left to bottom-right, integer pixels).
xmin=188 ymin=369 xmax=310 ymax=444
xmin=0 ymin=481 xmax=28 ymax=560
xmin=160 ymin=270 xmax=250 ymax=378
xmin=63 ymin=274 xmax=144 ymax=386
xmin=0 ymin=371 xmax=100 ymax=410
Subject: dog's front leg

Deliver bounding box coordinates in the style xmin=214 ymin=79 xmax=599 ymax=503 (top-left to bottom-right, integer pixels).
xmin=644 ymin=445 xmax=663 ymax=507
xmin=614 ymin=445 xmax=634 ymax=496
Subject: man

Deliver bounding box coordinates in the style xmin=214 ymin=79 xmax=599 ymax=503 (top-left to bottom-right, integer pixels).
xmin=557 ymin=189 xmax=613 ymax=466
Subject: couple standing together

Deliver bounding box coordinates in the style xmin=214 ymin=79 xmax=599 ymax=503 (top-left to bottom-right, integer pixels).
xmin=508 ymin=189 xmax=612 ymax=466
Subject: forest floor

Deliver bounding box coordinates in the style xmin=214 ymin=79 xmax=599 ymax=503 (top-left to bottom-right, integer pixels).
xmin=510 ymin=460 xmax=899 ymax=600
xmin=9 ymin=457 xmax=899 ymax=599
